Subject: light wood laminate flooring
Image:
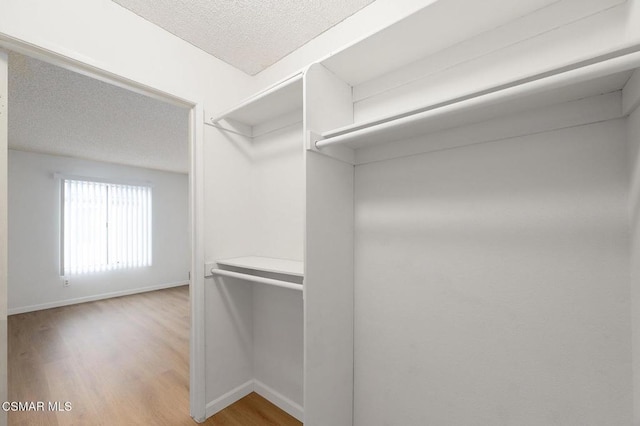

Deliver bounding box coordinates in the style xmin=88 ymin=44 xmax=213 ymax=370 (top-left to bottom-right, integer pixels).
xmin=8 ymin=286 xmax=301 ymax=425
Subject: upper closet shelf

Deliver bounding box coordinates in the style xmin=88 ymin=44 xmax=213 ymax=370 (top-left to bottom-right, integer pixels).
xmin=319 ymin=0 xmax=576 ymax=86
xmin=206 ymin=73 xmax=303 ymax=138
xmin=314 ymin=50 xmax=640 ymax=153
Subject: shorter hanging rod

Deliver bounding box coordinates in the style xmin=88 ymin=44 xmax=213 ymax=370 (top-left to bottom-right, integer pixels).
xmin=210 ymin=268 xmax=303 ymax=291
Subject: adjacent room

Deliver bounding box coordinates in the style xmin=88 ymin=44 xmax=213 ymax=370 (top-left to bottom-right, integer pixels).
xmin=6 ymin=53 xmax=193 ymax=424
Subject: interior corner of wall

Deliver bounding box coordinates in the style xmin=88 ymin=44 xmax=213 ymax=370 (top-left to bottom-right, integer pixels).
xmin=629 ymin=148 xmax=640 ymax=228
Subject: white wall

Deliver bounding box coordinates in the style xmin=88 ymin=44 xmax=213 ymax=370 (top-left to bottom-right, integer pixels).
xmin=630 ymin=105 xmax=640 ymax=426
xmin=354 ymin=118 xmax=632 ymax=425
xmin=8 ymin=149 xmax=189 ymax=313
xmin=250 ymin=124 xmax=305 ymax=412
xmin=253 ymin=284 xmax=304 ymax=409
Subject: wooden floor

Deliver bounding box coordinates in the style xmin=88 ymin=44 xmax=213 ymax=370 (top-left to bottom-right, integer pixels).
xmin=8 ymin=286 xmax=301 ymax=426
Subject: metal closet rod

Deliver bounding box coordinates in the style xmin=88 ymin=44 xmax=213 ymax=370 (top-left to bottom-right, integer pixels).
xmin=315 ymin=47 xmax=640 ymax=150
xmin=210 ymin=268 xmax=303 ymax=291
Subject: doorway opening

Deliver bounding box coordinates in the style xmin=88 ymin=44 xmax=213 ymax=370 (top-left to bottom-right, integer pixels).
xmin=5 ymin=50 xmax=198 ymax=424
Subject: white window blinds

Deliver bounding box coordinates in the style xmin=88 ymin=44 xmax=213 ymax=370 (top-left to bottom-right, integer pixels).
xmin=63 ymin=179 xmax=152 ymax=275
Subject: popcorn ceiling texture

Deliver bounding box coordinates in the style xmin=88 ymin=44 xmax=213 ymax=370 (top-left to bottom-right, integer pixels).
xmin=112 ymin=0 xmax=376 ymax=75
xmin=8 ymin=53 xmax=189 ymax=174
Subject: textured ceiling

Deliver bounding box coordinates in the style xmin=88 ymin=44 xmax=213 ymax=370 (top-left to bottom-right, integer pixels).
xmin=111 ymin=0 xmax=376 ymax=75
xmin=8 ymin=53 xmax=189 ymax=174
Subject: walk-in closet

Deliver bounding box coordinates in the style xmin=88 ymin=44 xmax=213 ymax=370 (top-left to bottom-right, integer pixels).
xmin=202 ymin=0 xmax=640 ymax=424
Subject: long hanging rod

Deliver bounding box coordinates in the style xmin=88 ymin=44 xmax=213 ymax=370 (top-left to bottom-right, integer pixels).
xmin=209 ymin=268 xmax=303 ymax=291
xmin=315 ymin=47 xmax=640 ymax=150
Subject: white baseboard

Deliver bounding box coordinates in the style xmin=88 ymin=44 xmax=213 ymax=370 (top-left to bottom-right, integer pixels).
xmin=205 ymin=379 xmax=304 ymax=422
xmin=254 ymin=379 xmax=304 ymax=422
xmin=8 ymin=281 xmax=188 ymax=315
xmin=205 ymin=380 xmax=254 ymax=419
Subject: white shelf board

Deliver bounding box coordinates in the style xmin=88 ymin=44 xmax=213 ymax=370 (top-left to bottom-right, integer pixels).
xmin=320 ymin=0 xmax=563 ymax=86
xmin=216 ymin=256 xmax=304 ymax=277
xmin=318 ymin=68 xmax=634 ymax=150
xmin=210 ymin=74 xmax=303 ymax=127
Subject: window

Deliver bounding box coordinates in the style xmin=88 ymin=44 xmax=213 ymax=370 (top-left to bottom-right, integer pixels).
xmin=62 ymin=179 xmax=152 ymax=275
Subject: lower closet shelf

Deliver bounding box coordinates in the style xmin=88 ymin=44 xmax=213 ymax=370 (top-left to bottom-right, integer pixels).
xmin=216 ymin=256 xmax=303 ymax=276
xmin=208 ymin=256 xmax=304 ymax=291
